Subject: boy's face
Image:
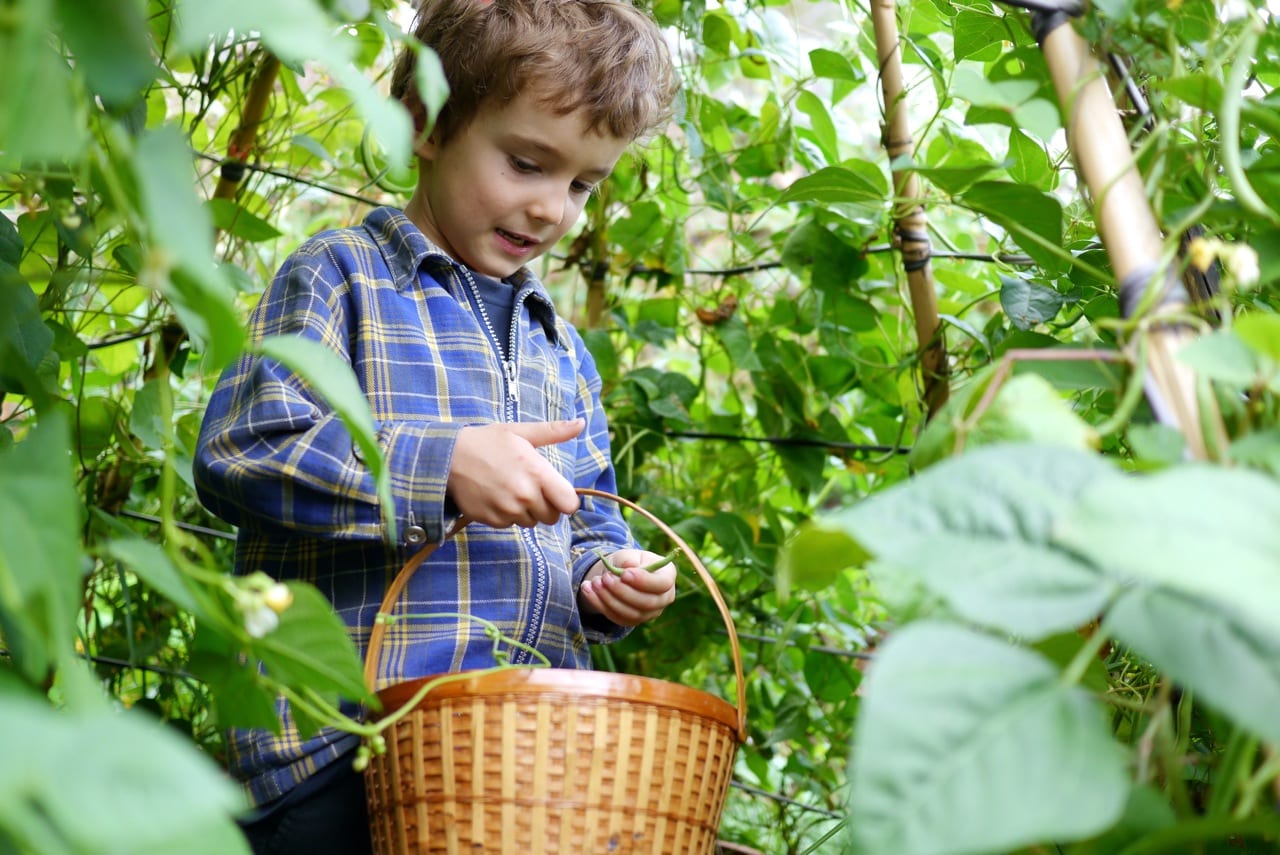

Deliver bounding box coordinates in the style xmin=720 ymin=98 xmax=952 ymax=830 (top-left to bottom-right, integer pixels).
xmin=407 ymin=91 xmax=630 ymax=279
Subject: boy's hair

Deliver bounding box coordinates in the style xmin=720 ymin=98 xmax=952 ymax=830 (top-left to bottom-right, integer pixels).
xmin=390 ymin=0 xmax=678 ymax=144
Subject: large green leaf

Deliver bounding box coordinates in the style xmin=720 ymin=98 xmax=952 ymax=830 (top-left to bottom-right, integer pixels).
xmin=133 ymin=127 xmax=245 ymax=369
xmin=960 ymin=181 xmax=1065 ymax=273
xmin=0 ymin=281 xmax=54 ymax=395
xmin=810 ymin=444 xmax=1118 ymax=639
xmin=848 ymin=622 xmax=1129 ymax=855
xmin=250 ymin=583 xmax=371 ymax=705
xmin=0 ymin=0 xmax=82 ymax=165
xmin=1000 ymin=275 xmax=1067 ymax=330
xmin=54 ymin=0 xmax=156 ymax=103
xmin=1106 ymin=587 xmax=1280 ymax=747
xmin=0 ymin=411 xmax=83 ymax=682
xmin=1054 ymin=465 xmax=1280 ymax=637
xmin=0 ymin=682 xmax=249 ymax=854
xmin=779 ymin=164 xmax=888 ymax=221
xmin=258 ymin=334 xmax=395 ymax=540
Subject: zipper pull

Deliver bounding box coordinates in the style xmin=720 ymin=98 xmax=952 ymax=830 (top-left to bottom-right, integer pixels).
xmin=504 ymin=359 xmax=520 ymax=404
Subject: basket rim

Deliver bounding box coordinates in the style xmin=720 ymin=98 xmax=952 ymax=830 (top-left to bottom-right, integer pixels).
xmin=373 ymin=666 xmax=741 ymax=735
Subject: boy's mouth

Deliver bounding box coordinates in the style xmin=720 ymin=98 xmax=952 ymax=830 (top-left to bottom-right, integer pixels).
xmin=497 ymin=228 xmax=536 ymax=248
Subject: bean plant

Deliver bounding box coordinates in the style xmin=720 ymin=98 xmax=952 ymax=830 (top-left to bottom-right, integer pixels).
xmin=2 ymin=0 xmax=1278 ymax=852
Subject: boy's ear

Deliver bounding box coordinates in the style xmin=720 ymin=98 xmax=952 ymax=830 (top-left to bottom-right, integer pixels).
xmin=406 ymin=96 xmax=438 ymax=160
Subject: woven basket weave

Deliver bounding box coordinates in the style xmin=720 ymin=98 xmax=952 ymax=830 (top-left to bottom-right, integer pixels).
xmin=363 ymin=488 xmax=747 ymax=854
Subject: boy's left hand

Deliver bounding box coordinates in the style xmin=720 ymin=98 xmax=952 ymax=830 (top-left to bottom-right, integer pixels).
xmin=579 ymin=549 xmax=676 ymax=626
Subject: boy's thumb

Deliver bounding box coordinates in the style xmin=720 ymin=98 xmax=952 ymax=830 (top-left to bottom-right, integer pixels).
xmin=508 ymin=419 xmax=586 ymax=448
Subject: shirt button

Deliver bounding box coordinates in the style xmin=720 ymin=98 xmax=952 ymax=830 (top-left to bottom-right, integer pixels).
xmin=352 ymin=442 xmax=364 ymax=463
xmin=404 ymin=525 xmax=427 ymax=546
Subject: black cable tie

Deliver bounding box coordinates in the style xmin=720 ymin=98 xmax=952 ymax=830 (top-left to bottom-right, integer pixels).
xmin=219 ymin=159 xmax=247 ymax=184
xmin=895 ymin=227 xmax=933 ymax=272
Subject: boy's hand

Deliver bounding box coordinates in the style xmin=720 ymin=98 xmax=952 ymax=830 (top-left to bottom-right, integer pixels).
xmin=578 ymin=549 xmax=677 ymax=626
xmin=448 ymin=420 xmax=583 ymax=528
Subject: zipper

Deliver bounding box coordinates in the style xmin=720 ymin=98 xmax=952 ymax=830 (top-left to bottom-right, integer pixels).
xmin=457 ymin=265 xmax=520 ymax=409
xmin=455 ymin=264 xmax=546 ymax=663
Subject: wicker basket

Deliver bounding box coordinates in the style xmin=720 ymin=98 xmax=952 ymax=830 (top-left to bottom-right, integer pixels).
xmin=363 ymin=488 xmax=747 ymax=854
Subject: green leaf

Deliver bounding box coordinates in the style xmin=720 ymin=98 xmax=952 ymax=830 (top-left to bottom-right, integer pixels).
xmin=1106 ymin=586 xmax=1280 ymax=747
xmin=848 ymin=622 xmax=1129 ymax=855
xmin=822 ymin=444 xmax=1118 ymax=639
xmin=1055 ymin=465 xmax=1280 ymax=644
xmin=0 ymin=411 xmax=83 ymax=682
xmin=0 ymin=0 xmax=82 ymax=164
xmin=1007 ymin=128 xmax=1052 ymax=189
xmin=133 ymin=127 xmax=245 ymax=368
xmin=100 ymin=537 xmax=201 ymax=616
xmin=1150 ymin=72 xmax=1222 ymax=111
xmin=1234 ymin=313 xmax=1280 ymax=362
xmin=0 ymin=213 xmax=21 ymax=266
xmin=412 ymin=44 xmax=450 ymax=134
xmin=715 ymin=317 xmax=763 ymax=371
xmin=803 ymin=646 xmax=860 ymax=703
xmin=962 ymin=181 xmax=1064 ymax=273
xmin=0 ymin=687 xmax=249 ymax=854
xmin=809 ymin=47 xmax=859 ymax=81
xmin=258 ymin=335 xmax=395 ymax=541
xmin=54 ymin=0 xmax=156 ymax=103
xmin=0 ymin=282 xmax=54 ymax=395
xmin=1000 ymin=275 xmax=1066 ymax=330
xmin=952 ymin=8 xmax=1006 ymax=62
xmin=250 ymin=583 xmax=371 ymax=704
xmin=206 ymin=199 xmax=283 ymax=243
xmin=912 ymin=372 xmax=1100 ymax=470
xmin=1177 ymin=329 xmax=1264 ymax=386
xmin=796 ymin=89 xmax=839 ymax=164
xmin=1230 ymin=429 xmax=1280 ymax=476
xmin=778 ymin=525 xmax=868 ymax=601
xmin=895 ymin=153 xmax=1004 ymax=196
xmin=779 ymin=164 xmax=888 ymax=221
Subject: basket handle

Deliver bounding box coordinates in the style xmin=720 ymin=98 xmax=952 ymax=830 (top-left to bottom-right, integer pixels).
xmin=362 ymin=487 xmax=747 ymax=742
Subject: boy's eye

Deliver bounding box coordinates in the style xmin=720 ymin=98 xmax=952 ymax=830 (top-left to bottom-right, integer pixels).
xmin=509 ymin=156 xmax=538 ymax=173
xmin=570 ymin=180 xmax=596 ymax=195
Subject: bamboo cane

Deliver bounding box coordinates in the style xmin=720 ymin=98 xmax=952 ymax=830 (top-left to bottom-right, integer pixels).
xmin=870 ymin=0 xmax=950 ymax=418
xmin=213 ymin=52 xmax=281 ymax=203
xmin=1034 ymin=11 xmax=1222 ymax=458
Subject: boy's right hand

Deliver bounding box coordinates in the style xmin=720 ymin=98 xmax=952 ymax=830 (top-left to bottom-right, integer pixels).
xmin=447 ymin=419 xmax=584 ymax=528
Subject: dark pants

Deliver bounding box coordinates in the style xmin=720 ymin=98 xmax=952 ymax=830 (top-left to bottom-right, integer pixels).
xmin=239 ymin=758 xmax=374 ymax=855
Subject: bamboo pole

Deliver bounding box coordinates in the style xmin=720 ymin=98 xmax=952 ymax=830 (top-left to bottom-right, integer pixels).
xmin=1035 ymin=14 xmax=1221 ymax=458
xmin=213 ymin=52 xmax=281 ymax=202
xmin=870 ymin=0 xmax=950 ymax=418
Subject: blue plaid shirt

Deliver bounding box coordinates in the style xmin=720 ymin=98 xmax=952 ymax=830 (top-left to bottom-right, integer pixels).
xmin=194 ymin=207 xmax=636 ymax=806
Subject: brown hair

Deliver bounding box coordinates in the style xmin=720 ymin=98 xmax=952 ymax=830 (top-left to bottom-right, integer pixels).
xmin=390 ymin=0 xmax=678 ymax=145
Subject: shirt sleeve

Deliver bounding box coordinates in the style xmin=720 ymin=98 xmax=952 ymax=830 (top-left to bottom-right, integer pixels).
xmin=193 ymin=237 xmax=461 ymax=546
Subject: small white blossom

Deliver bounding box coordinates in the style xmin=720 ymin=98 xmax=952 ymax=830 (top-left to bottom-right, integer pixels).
xmin=264 ymin=583 xmax=294 ymax=614
xmin=244 ymin=604 xmax=280 ymax=638
xmin=1224 ymin=244 xmax=1260 ymax=288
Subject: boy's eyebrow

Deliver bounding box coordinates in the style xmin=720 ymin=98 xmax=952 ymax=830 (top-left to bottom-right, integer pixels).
xmin=508 ymin=134 xmax=615 ymax=179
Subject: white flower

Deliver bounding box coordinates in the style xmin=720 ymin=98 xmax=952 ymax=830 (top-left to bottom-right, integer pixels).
xmin=1224 ymin=244 xmax=1260 ymax=288
xmin=244 ymin=604 xmax=280 ymax=638
xmin=264 ymin=583 xmax=294 ymax=614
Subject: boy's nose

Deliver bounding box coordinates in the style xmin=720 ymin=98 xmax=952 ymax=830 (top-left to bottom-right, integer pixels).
xmin=529 ymin=190 xmax=567 ymax=226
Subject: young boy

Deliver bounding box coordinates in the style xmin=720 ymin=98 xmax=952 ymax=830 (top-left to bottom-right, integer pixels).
xmin=193 ymin=1 xmax=679 ymax=852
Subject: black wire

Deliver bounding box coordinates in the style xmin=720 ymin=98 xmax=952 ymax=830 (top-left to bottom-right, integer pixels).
xmin=729 ymin=781 xmax=844 ymax=820
xmin=663 ymin=429 xmax=910 ymax=456
xmin=117 ymin=509 xmax=236 ymax=541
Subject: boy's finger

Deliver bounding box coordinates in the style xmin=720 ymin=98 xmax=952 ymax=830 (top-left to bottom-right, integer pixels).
xmin=507 ymin=419 xmax=585 ymax=448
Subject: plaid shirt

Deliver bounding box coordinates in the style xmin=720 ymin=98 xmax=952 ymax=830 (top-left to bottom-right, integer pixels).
xmin=194 ymin=206 xmax=636 ymax=806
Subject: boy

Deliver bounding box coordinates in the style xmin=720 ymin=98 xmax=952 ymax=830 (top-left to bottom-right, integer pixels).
xmin=193 ymin=1 xmax=680 ymax=852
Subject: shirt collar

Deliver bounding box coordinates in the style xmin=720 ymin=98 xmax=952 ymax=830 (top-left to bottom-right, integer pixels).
xmin=362 ymin=206 xmax=560 ymax=343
